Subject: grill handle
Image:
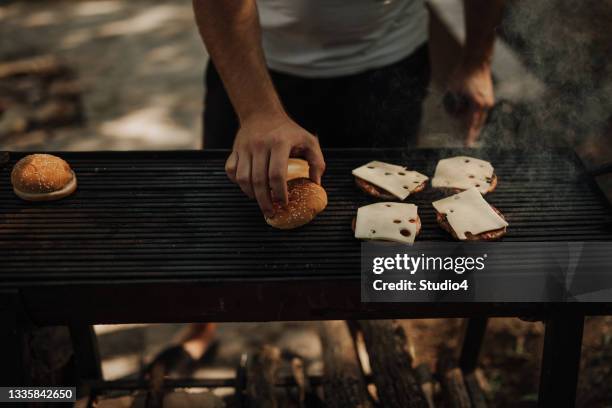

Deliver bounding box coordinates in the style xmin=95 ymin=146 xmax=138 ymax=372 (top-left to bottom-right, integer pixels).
xmin=586 ymin=162 xmax=612 ymax=177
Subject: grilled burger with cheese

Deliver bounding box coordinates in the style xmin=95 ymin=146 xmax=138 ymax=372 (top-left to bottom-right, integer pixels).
xmin=352 ymin=202 xmax=421 ymax=244
xmin=352 ymin=161 xmax=428 ymax=201
xmin=431 ymin=156 xmax=498 ymax=195
xmin=432 ymin=187 xmax=508 ymax=241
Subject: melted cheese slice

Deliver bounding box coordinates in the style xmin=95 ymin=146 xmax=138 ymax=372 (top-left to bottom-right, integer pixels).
xmin=431 ymin=156 xmax=494 ymax=194
xmin=355 ymin=202 xmax=419 ymax=244
xmin=352 ymin=161 xmax=428 ymax=200
xmin=432 ymin=187 xmax=508 ymax=240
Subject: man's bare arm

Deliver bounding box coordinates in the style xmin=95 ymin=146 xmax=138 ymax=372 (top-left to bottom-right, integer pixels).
xmin=193 ymin=0 xmax=281 ymax=122
xmin=447 ymin=0 xmax=505 ymax=145
xmin=193 ymin=0 xmax=325 ymax=216
xmin=463 ymin=0 xmax=504 ymax=70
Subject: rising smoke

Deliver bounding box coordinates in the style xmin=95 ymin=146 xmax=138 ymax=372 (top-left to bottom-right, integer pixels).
xmin=481 ymin=0 xmax=612 ymax=164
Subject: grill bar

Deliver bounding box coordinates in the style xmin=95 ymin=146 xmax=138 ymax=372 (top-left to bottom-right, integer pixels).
xmin=1 ymin=148 xmax=611 ymax=288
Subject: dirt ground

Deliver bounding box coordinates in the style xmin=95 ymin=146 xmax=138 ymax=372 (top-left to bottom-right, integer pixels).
xmin=2 ymin=1 xmax=612 ymax=406
xmin=0 ymin=0 xmax=205 ymax=150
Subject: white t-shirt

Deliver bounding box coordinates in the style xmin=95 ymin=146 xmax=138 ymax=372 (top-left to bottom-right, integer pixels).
xmin=257 ymin=0 xmax=428 ymax=78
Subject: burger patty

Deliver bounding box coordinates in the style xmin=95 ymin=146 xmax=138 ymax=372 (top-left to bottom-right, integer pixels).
xmin=352 ymin=215 xmax=422 ymax=240
xmin=440 ymin=173 xmax=498 ymax=195
xmin=354 ymin=177 xmax=427 ymax=200
xmin=435 ymin=206 xmax=507 ymax=241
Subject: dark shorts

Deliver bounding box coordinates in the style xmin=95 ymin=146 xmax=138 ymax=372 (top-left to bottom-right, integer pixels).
xmin=203 ymin=44 xmax=430 ymax=149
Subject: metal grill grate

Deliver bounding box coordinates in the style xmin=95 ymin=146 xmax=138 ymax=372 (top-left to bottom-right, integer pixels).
xmin=1 ymin=149 xmax=611 ymax=287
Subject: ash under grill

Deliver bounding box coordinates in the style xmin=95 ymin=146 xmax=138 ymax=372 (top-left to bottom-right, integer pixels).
xmin=1 ymin=149 xmax=611 ymax=287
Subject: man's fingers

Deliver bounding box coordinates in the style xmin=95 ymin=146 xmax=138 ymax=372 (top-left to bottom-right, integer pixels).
xmin=465 ymin=113 xmax=480 ymax=146
xmin=268 ymin=145 xmax=290 ymax=205
xmin=252 ymin=150 xmax=274 ymax=216
xmin=235 ymin=152 xmax=254 ymax=199
xmin=225 ymin=151 xmax=238 ymax=183
xmin=466 ymin=125 xmax=480 ymax=147
xmin=465 ymin=106 xmax=487 ymax=147
xmin=302 ymin=136 xmax=325 ymax=184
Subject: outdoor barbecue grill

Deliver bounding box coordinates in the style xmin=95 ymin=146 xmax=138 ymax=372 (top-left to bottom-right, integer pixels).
xmin=1 ymin=148 xmax=611 ymax=406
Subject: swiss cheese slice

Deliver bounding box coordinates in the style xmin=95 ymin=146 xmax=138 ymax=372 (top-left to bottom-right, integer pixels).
xmin=355 ymin=202 xmax=419 ymax=244
xmin=431 ymin=156 xmax=494 ymax=194
xmin=432 ymin=187 xmax=508 ymax=240
xmin=352 ymin=161 xmax=428 ymax=200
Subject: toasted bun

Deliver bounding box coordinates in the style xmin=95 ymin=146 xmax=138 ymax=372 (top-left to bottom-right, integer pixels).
xmin=355 ymin=177 xmax=427 ymax=200
xmin=352 ymin=215 xmax=422 ymax=240
xmin=287 ymin=158 xmax=310 ymax=181
xmin=435 ymin=205 xmax=507 ymax=241
xmin=266 ymin=178 xmax=327 ymax=229
xmin=11 ymin=154 xmax=77 ymax=201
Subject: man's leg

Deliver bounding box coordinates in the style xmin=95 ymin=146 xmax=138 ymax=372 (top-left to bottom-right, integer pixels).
xmin=203 ymin=62 xmax=239 ymax=148
xmin=268 ymin=70 xmax=327 ymax=137
xmin=317 ymin=44 xmax=431 ymax=148
xmin=203 ymin=61 xmax=323 ymax=148
xmin=146 ymin=323 xmax=218 ymax=377
xmin=204 ymin=45 xmax=430 ymax=149
xmin=180 ymin=323 xmax=218 ymax=361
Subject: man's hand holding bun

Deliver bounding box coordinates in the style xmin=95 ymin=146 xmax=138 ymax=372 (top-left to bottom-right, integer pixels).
xmin=225 ymin=113 xmax=326 ymax=217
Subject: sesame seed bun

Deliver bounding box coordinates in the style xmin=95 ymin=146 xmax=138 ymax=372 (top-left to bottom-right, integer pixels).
xmin=435 ymin=205 xmax=507 ymax=241
xmin=355 ymin=176 xmax=427 ymax=200
xmin=265 ymin=178 xmax=327 ymax=229
xmin=11 ymin=154 xmax=77 ymax=201
xmin=287 ymin=158 xmax=309 ymax=181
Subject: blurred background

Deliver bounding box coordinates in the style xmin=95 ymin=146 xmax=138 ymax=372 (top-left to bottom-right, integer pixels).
xmin=0 ymin=0 xmax=204 ymax=150
xmin=1 ymin=0 xmax=611 ymax=406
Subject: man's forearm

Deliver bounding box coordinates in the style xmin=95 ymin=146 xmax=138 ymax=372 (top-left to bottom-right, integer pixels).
xmin=462 ymin=0 xmax=505 ymax=69
xmin=193 ymin=0 xmax=285 ymax=123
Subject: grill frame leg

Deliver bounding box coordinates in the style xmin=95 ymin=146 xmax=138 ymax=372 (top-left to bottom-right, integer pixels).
xmin=0 ymin=290 xmax=26 ymax=386
xmin=538 ymin=313 xmax=584 ymax=407
xmin=458 ymin=317 xmax=488 ymax=374
xmin=70 ymin=324 xmax=103 ymax=384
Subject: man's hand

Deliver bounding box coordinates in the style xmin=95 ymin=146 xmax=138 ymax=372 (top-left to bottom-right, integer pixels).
xmin=446 ymin=63 xmax=495 ymax=146
xmin=225 ymin=114 xmax=326 ymax=217
xmin=446 ymin=0 xmax=504 ymax=146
